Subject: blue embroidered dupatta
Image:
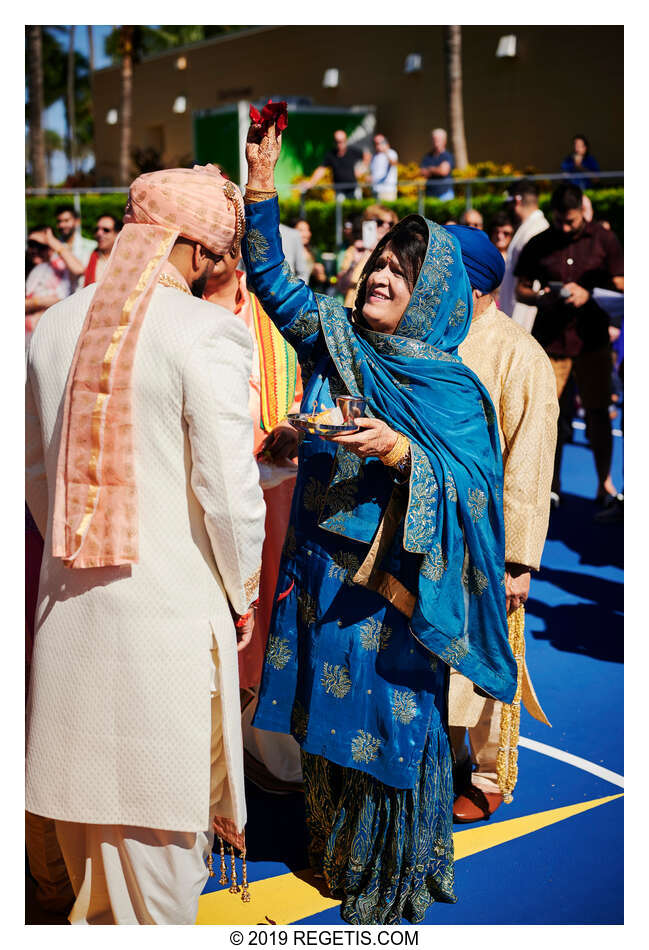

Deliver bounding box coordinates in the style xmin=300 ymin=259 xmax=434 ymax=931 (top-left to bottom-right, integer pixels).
xmin=244 ymin=201 xmax=516 ymax=704
xmin=314 ymin=217 xmax=517 ymax=702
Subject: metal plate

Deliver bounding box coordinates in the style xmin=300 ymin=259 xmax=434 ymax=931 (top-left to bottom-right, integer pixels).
xmin=287 ymin=413 xmax=359 ymax=436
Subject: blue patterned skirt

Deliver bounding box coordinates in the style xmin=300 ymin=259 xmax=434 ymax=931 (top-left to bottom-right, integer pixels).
xmin=301 ymin=724 xmax=456 ymax=924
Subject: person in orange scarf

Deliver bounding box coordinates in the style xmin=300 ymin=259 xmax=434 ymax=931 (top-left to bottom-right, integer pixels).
xmin=204 ymin=254 xmax=304 ymax=790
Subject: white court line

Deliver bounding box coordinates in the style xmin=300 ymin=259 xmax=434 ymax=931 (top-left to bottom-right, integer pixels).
xmin=518 ymin=736 xmax=624 ymax=789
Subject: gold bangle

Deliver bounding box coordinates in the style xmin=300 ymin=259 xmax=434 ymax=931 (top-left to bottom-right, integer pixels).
xmin=381 ymin=432 xmax=410 ymax=468
xmin=244 ymin=186 xmax=278 ymax=204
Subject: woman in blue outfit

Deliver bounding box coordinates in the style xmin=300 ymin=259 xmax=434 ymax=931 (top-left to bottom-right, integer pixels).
xmin=242 ymin=117 xmax=517 ymax=924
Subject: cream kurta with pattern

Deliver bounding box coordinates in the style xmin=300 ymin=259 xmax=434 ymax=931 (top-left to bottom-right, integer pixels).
xmin=450 ymin=301 xmax=558 ymax=725
xmin=459 ymin=300 xmax=558 ymax=571
xmin=26 ymin=283 xmax=266 ymax=832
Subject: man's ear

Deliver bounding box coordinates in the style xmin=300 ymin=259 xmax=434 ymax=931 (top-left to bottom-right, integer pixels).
xmin=191 ymin=242 xmax=203 ymax=272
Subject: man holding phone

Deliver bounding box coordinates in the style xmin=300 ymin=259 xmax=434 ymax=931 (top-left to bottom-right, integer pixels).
xmin=514 ymin=183 xmax=624 ymax=505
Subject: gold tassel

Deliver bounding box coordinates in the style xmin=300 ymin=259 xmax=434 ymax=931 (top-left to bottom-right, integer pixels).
xmin=497 ymin=604 xmax=525 ymax=803
xmin=229 ymin=845 xmax=240 ymax=894
xmin=241 ymin=847 xmax=251 ymax=902
xmin=206 ymin=852 xmax=215 ymax=877
xmin=218 ymin=836 xmax=228 ymax=886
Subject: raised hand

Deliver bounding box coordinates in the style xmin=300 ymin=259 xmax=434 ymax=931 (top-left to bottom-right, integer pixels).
xmin=246 ymin=106 xmax=284 ymax=191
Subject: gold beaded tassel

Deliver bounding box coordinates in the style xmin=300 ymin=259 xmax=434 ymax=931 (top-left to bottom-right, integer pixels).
xmin=228 ymin=845 xmax=240 ymax=893
xmin=206 ymin=853 xmax=215 ymax=877
xmin=497 ymin=604 xmax=526 ymax=803
xmin=240 ymin=847 xmax=251 ymax=902
xmin=217 ymin=836 xmax=228 ymax=886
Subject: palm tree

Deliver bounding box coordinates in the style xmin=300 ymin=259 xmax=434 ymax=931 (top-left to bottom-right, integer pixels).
xmin=26 ymin=26 xmax=47 ymax=188
xmin=87 ymin=25 xmax=94 ymax=74
xmin=118 ymin=26 xmax=134 ymax=186
xmin=86 ymin=26 xmax=94 ymax=136
xmin=67 ymin=25 xmax=77 ymax=174
xmin=103 ymin=25 xmax=249 ymax=186
xmin=444 ymin=26 xmax=468 ymax=170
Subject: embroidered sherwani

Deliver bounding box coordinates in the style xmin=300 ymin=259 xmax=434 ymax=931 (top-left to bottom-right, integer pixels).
xmin=450 ymin=301 xmax=558 ymax=791
xmin=26 ymin=281 xmax=266 ymax=836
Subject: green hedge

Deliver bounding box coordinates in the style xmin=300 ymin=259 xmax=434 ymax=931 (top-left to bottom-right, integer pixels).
xmin=289 ymin=188 xmax=624 ymax=252
xmin=26 ymin=187 xmax=623 ymax=252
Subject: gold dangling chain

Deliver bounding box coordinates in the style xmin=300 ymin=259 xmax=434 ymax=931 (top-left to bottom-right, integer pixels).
xmin=228 ymin=845 xmax=240 ymax=894
xmin=218 ymin=836 xmax=228 ymax=886
xmin=241 ymin=848 xmax=251 ymax=902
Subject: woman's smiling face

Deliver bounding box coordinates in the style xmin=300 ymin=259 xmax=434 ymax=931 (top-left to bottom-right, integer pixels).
xmin=361 ymin=245 xmax=413 ymax=334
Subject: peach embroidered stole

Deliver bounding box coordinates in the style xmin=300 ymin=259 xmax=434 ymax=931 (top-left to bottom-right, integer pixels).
xmin=52 ymin=223 xmax=178 ymax=568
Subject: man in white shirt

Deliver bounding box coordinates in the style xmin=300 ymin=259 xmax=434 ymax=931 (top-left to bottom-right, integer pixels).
xmin=54 ymin=204 xmax=96 ymax=289
xmin=370 ymin=133 xmax=398 ymax=202
xmin=498 ymin=180 xmax=549 ymax=331
xmin=29 ymin=205 xmax=96 ymax=296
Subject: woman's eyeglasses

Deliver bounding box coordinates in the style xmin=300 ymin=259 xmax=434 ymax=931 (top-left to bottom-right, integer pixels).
xmin=95 ymin=226 xmax=114 ymax=234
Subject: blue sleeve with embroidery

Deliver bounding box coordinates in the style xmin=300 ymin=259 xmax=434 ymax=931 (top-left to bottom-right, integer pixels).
xmin=241 ymin=197 xmax=325 ymax=366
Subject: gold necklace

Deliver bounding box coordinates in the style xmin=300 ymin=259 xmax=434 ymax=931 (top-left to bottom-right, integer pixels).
xmin=158 ymin=272 xmax=191 ymax=295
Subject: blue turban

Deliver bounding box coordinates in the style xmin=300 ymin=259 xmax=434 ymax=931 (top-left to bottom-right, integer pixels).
xmin=444 ymin=224 xmax=505 ymax=293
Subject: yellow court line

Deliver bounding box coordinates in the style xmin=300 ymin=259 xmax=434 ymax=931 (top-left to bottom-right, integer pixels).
xmin=196 ymin=793 xmax=622 ymax=925
xmin=196 ymin=869 xmax=339 ymax=926
xmin=453 ymin=793 xmax=623 ymax=859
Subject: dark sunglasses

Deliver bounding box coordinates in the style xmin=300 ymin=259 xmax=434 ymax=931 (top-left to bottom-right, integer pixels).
xmin=369 ymin=218 xmax=392 ymax=227
xmin=95 ymin=226 xmax=115 ymax=234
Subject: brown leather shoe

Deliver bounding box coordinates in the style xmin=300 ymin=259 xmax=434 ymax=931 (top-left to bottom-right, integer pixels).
xmin=453 ymin=784 xmax=503 ymax=823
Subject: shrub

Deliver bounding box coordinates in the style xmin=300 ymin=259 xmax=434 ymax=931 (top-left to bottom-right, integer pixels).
xmin=278 ymin=188 xmax=624 ymax=252
xmin=26 ymin=187 xmax=623 ymax=252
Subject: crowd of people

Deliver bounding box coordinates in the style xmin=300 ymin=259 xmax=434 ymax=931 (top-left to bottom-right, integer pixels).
xmin=25 ymin=205 xmax=121 ymax=338
xmin=25 ymin=109 xmax=623 ymax=926
xmin=297 ymin=127 xmax=605 ymax=205
xmin=290 ymin=172 xmax=624 ymax=522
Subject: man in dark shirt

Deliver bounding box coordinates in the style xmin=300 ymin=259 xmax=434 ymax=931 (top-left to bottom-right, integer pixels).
xmin=515 ymin=183 xmax=624 ymax=505
xmin=301 ymin=129 xmax=368 ymax=198
xmin=419 ymin=128 xmax=455 ymax=199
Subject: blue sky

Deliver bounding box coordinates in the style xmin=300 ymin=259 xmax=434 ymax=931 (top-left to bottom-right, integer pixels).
xmin=43 ymin=26 xmax=123 ymax=184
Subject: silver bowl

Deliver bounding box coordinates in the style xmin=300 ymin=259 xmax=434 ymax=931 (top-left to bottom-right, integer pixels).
xmin=336 ymin=396 xmax=366 ymax=423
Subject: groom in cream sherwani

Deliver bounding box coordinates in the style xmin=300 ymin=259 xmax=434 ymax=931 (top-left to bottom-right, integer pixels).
xmin=25 ymin=167 xmax=266 ymax=924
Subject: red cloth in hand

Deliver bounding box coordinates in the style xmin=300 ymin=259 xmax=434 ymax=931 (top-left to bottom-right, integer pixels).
xmin=249 ymin=100 xmax=288 ymax=133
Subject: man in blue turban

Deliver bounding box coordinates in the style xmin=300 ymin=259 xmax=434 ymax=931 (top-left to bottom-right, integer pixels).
xmin=445 ymin=223 xmax=505 ymax=294
xmin=445 ymin=222 xmax=559 ymax=822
